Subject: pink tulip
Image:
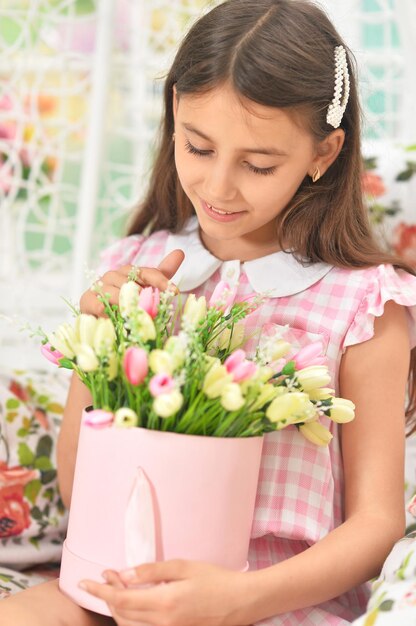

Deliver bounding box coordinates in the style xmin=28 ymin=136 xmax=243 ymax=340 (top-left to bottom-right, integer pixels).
xmin=138 ymin=287 xmax=160 ymax=319
xmin=408 ymin=494 xmax=416 ymax=518
xmin=84 ymin=409 xmax=114 ymax=429
xmin=123 ymin=347 xmax=148 ymax=385
xmin=40 ymin=343 xmax=65 ymax=366
xmin=292 ymin=341 xmax=327 ymax=370
xmin=209 ymin=281 xmax=237 ymax=311
xmin=149 ymin=373 xmax=175 ymax=397
xmin=225 ymin=349 xmax=257 ymax=382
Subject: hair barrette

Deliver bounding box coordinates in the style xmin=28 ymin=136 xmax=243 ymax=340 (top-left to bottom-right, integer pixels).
xmin=326 ymin=45 xmax=350 ymax=129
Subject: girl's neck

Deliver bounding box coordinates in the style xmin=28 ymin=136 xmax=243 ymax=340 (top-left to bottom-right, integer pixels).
xmin=199 ymin=227 xmax=282 ymax=262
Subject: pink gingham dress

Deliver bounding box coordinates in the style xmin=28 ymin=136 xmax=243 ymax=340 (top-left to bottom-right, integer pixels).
xmin=97 ymin=217 xmax=416 ymax=625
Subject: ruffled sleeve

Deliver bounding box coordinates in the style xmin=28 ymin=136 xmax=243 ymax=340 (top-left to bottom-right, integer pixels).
xmin=343 ymin=264 xmax=416 ymax=350
xmin=95 ymin=234 xmax=146 ymax=276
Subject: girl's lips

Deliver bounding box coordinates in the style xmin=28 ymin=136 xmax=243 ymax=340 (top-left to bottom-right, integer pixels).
xmin=201 ymin=199 xmax=246 ymax=223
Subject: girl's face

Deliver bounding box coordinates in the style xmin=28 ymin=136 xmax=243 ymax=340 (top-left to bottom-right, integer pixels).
xmin=173 ymin=82 xmax=319 ymax=261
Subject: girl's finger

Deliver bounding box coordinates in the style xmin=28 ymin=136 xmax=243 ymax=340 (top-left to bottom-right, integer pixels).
xmin=80 ymin=285 xmax=121 ymax=317
xmin=101 ymin=270 xmax=130 ymax=290
xmin=102 ymin=569 xmax=126 ymax=589
xmin=133 ymin=266 xmax=177 ymax=292
xmin=157 ymin=249 xmax=185 ymax=279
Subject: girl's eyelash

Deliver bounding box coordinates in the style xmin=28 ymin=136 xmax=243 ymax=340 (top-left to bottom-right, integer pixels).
xmin=184 ymin=139 xmax=277 ymax=176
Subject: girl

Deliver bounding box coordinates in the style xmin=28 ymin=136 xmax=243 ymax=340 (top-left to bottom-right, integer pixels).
xmin=1 ymin=0 xmax=416 ymax=624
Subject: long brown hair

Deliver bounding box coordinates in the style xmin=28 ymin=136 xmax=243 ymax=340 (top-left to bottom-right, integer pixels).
xmin=128 ymin=0 xmax=416 ymax=433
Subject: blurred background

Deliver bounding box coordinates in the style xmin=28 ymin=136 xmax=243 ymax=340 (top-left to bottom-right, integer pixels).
xmin=0 ymin=0 xmax=415 ymax=370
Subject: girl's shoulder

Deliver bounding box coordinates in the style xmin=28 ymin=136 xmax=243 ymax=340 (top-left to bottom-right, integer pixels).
xmin=324 ymin=263 xmax=416 ymax=351
xmin=95 ymin=229 xmax=171 ymax=276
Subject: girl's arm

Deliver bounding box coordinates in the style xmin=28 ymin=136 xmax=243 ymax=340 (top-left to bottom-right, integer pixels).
xmin=57 ymin=374 xmax=92 ymax=508
xmin=82 ymin=300 xmax=410 ymax=625
xmin=243 ymin=298 xmax=409 ymax=619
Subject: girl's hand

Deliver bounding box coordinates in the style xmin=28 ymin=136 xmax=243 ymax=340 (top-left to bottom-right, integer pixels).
xmin=80 ymin=559 xmax=254 ymax=626
xmin=80 ymin=249 xmax=185 ymax=317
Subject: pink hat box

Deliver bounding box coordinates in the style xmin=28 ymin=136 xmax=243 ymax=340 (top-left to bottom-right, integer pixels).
xmin=59 ymin=408 xmax=263 ymax=615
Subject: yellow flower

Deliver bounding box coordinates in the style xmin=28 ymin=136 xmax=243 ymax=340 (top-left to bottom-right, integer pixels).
xmin=153 ymin=390 xmax=183 ymax=418
xmin=114 ymin=408 xmax=138 ymax=428
xmin=93 ymin=318 xmax=116 ymax=355
xmin=183 ymin=294 xmax=207 ymax=326
xmin=210 ymin=322 xmax=245 ymax=353
xmin=296 ymin=366 xmax=331 ymax=392
xmin=149 ymin=349 xmax=174 ymax=374
xmin=203 ymin=364 xmax=232 ymax=399
xmin=308 ymin=387 xmax=335 ymax=401
xmin=266 ymin=391 xmax=316 ymax=429
xmin=164 ymin=336 xmax=186 ymax=370
xmin=221 ymin=383 xmax=245 ymax=411
xmin=270 ymin=339 xmax=292 ymax=360
xmin=75 ymin=344 xmax=99 ymax=372
xmin=75 ymin=314 xmax=98 ymax=347
xmin=135 ymin=310 xmax=157 ymax=342
xmin=329 ymin=398 xmax=355 ymax=423
xmin=119 ymin=281 xmax=139 ymax=317
xmin=49 ymin=323 xmax=77 ymax=359
xmin=250 ymin=384 xmax=280 ymax=411
xmin=299 ymin=420 xmax=333 ymax=446
xmin=107 ymin=352 xmax=118 ymax=381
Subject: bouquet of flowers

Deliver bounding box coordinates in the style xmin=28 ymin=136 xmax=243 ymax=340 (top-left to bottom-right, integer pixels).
xmin=40 ymin=278 xmax=355 ymax=615
xmin=41 ymin=278 xmax=354 ymax=444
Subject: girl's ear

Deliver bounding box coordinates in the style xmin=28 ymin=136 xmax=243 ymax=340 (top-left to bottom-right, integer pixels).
xmin=310 ymin=129 xmax=345 ymax=178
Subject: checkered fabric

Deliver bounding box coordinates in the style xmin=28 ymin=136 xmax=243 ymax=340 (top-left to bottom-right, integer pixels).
xmin=97 ymin=227 xmax=416 ymax=625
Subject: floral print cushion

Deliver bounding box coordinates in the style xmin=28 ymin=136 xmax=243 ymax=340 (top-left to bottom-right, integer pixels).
xmin=0 ymin=369 xmax=69 ymax=571
xmin=351 ymin=531 xmax=416 ymax=625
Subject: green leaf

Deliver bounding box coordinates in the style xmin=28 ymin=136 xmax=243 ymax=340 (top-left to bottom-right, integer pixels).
xmin=58 ymin=358 xmax=74 ymax=370
xmin=6 ymin=398 xmax=20 ymax=409
xmin=43 ymin=487 xmax=54 ymax=502
xmin=29 ymin=537 xmax=40 ymax=549
xmin=379 ymin=600 xmax=394 ymax=611
xmin=31 ymin=506 xmax=43 ymax=521
xmin=40 ymin=469 xmax=57 ymax=485
xmin=0 ymin=574 xmax=13 ymax=582
xmin=396 ymin=169 xmax=414 ymax=182
xmin=24 ymin=479 xmax=42 ymax=505
xmin=17 ymin=428 xmax=28 ymax=438
xmin=282 ymin=361 xmax=296 ymax=376
xmin=37 ymin=395 xmax=49 ymax=405
xmin=17 ymin=443 xmax=35 ymax=467
xmin=34 ymin=456 xmax=53 ymax=471
xmin=36 ymin=435 xmax=53 ymax=459
xmin=405 ymin=144 xmax=416 ymax=151
xmin=363 ymin=157 xmax=378 ymax=170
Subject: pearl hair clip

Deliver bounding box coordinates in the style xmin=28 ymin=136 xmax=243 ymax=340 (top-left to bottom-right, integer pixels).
xmin=326 ymin=45 xmax=350 ymax=129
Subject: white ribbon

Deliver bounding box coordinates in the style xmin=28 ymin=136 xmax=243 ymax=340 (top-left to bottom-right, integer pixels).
xmin=124 ymin=467 xmax=156 ymax=568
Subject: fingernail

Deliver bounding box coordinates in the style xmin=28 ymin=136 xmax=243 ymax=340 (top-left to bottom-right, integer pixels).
xmin=101 ymin=571 xmax=109 ymax=581
xmin=78 ymin=581 xmax=88 ymax=590
xmin=120 ymin=568 xmax=137 ymax=581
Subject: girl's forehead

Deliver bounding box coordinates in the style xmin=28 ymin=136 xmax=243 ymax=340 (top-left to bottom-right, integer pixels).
xmin=177 ymin=83 xmax=312 ymax=147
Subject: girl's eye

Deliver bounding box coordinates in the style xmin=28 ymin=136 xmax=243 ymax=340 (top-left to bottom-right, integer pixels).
xmin=245 ymin=163 xmax=277 ymax=176
xmin=184 ymin=139 xmax=211 ymax=157
xmin=184 ymin=139 xmax=277 ymax=176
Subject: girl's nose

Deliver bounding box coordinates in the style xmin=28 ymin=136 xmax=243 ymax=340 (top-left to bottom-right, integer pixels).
xmin=204 ymin=161 xmax=237 ymax=204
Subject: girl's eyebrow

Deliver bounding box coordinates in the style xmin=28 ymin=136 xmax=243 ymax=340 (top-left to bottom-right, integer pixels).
xmin=181 ymin=122 xmax=288 ymax=157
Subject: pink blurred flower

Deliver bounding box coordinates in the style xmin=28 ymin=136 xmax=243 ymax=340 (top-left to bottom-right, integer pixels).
xmin=361 ymin=172 xmax=386 ymax=198
xmin=138 ymin=287 xmax=160 ymax=319
xmin=41 ymin=343 xmax=65 ymax=366
xmin=407 ymin=494 xmax=416 ymax=518
xmin=123 ymin=347 xmax=148 ymax=386
xmin=392 ymin=222 xmax=416 ymax=269
xmin=0 ymin=159 xmax=13 ymax=194
xmin=225 ymin=349 xmax=257 ymax=382
xmin=292 ymin=341 xmax=327 ymax=370
xmin=209 ymin=281 xmax=237 ymax=311
xmin=149 ymin=373 xmax=175 ymax=397
xmin=84 ymin=409 xmax=114 ymax=428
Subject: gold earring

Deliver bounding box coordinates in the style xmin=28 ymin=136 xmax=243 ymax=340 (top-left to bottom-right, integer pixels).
xmin=312 ymin=167 xmax=321 ymax=183
xmin=172 ymin=132 xmax=176 ymax=142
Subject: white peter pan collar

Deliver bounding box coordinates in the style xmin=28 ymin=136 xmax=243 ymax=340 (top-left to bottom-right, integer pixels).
xmin=165 ymin=217 xmax=333 ymax=297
